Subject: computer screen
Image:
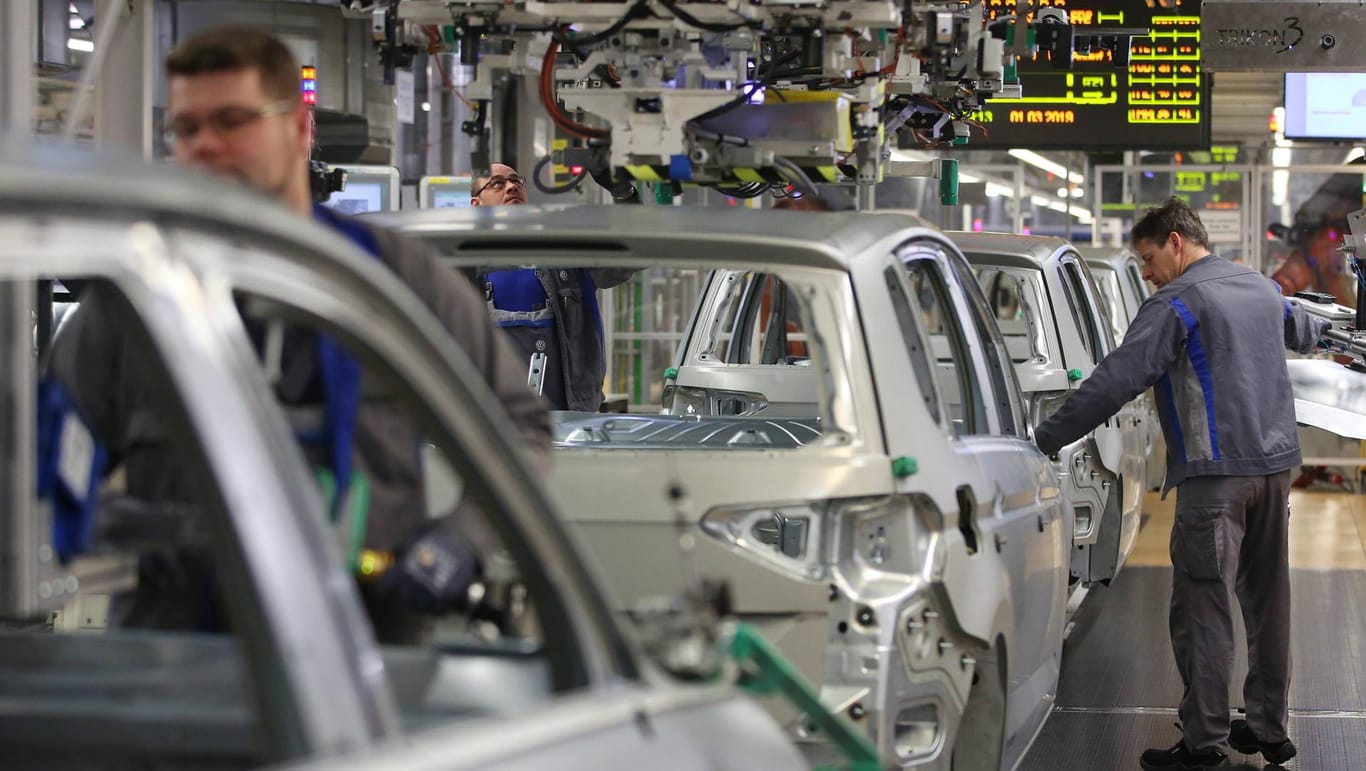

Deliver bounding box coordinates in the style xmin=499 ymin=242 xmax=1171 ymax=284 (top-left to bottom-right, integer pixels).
xmin=420 ymin=175 xmax=474 ymax=208
xmin=322 ymin=181 xmax=385 ymax=215
xmin=1284 ymin=73 xmax=1366 ymax=141
xmin=432 ymin=190 xmax=472 ymax=209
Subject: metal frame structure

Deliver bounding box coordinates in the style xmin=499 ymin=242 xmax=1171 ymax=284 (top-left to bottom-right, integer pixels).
xmin=1 ymin=0 xmax=36 ymax=618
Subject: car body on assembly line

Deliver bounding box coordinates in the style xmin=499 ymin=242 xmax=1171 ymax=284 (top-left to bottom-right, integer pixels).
xmin=951 ymin=233 xmax=1148 ymax=586
xmin=376 ymin=205 xmax=1073 ymax=771
xmin=1080 ymin=245 xmax=1164 ymax=492
xmin=0 ymin=143 xmax=806 ymax=771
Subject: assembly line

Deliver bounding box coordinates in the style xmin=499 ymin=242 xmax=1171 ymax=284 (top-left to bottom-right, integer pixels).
xmin=3 ymin=1 xmax=1366 ymax=770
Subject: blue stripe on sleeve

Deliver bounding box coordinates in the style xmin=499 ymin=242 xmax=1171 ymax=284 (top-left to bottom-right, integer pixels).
xmin=1169 ymin=298 xmax=1220 ymax=460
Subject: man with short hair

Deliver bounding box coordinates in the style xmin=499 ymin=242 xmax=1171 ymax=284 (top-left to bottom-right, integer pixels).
xmin=470 ymin=163 xmax=634 ymax=411
xmin=49 ymin=27 xmax=549 ymax=640
xmin=1033 ymin=197 xmax=1328 ymax=770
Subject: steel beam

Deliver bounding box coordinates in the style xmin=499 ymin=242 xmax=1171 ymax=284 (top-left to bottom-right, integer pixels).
xmin=1 ymin=0 xmax=37 ymax=618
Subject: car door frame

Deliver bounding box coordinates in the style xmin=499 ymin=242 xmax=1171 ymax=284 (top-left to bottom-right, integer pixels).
xmin=1045 ymin=248 xmax=1146 ymax=583
xmin=858 ymin=231 xmax=1063 ymax=769
xmin=2 ymin=218 xmax=401 ymax=763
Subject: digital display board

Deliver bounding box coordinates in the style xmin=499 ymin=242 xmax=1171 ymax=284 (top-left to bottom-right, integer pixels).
xmin=967 ymin=0 xmax=1208 ymax=150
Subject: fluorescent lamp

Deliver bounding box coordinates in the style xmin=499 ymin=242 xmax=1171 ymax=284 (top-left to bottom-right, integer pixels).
xmin=1030 ymin=193 xmax=1092 ymax=223
xmin=985 ymin=182 xmax=1012 ymax=198
xmin=67 ymin=38 xmax=93 ymax=52
xmin=69 ymin=16 xmax=84 ymax=29
xmin=1009 ymin=149 xmax=1084 ymax=185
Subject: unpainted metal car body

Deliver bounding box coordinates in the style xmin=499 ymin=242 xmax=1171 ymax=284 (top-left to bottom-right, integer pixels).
xmin=950 ymin=233 xmax=1148 ymax=585
xmin=378 ymin=206 xmax=1072 ymax=770
xmin=0 ymin=145 xmax=806 ymax=771
xmin=1080 ymin=246 xmax=1165 ymax=492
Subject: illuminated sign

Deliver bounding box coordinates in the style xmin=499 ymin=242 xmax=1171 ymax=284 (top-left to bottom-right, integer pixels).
xmin=968 ymin=0 xmax=1208 ymax=149
xmin=301 ymin=65 xmax=317 ymax=106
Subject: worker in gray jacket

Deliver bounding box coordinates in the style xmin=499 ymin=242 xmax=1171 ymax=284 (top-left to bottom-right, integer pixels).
xmin=470 ymin=163 xmax=635 ymax=411
xmin=1034 ymin=197 xmax=1329 ymax=771
xmin=45 ymin=28 xmax=549 ymax=642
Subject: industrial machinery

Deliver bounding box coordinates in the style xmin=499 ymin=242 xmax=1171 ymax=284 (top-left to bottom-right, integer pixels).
xmin=351 ymin=0 xmax=1145 ymax=205
xmin=1286 ymin=209 xmax=1366 ymax=442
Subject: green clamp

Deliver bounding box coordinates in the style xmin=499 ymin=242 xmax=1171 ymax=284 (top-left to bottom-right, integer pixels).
xmin=654 ymin=181 xmax=675 ymax=205
xmin=938 ymin=158 xmax=959 ymax=205
xmin=729 ymin=623 xmax=881 ymax=771
xmin=663 ymin=367 xmax=679 ymax=380
xmin=891 ymin=456 xmax=919 ymax=478
xmin=1067 ymin=368 xmax=1083 ymax=382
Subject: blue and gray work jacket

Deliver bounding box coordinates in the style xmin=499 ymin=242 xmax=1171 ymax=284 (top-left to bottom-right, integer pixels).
xmin=482 ymin=267 xmax=635 ymax=412
xmin=1035 ymin=254 xmax=1330 ymax=493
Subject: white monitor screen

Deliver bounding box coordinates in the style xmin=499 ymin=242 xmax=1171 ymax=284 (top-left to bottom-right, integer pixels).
xmin=1284 ymin=73 xmax=1366 ymax=141
xmin=322 ymin=181 xmax=385 ymax=214
xmin=432 ymin=190 xmax=472 ymax=209
xmin=420 ymin=175 xmax=473 ymax=208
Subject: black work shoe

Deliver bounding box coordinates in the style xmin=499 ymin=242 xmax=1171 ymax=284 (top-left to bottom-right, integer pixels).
xmin=1139 ymin=741 xmax=1230 ymax=770
xmin=1229 ymin=719 xmax=1297 ymax=764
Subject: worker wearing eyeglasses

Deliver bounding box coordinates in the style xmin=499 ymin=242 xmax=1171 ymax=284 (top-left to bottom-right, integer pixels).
xmin=47 ymin=28 xmax=549 ymax=641
xmin=470 ymin=163 xmax=635 ymax=412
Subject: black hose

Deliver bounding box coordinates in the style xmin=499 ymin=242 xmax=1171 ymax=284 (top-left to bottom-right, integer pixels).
xmin=532 ymin=154 xmax=589 ymax=195
xmin=552 ymin=1 xmax=653 ymax=49
xmin=691 ymin=81 xmax=764 ymax=124
xmin=708 ymin=181 xmax=770 ymax=199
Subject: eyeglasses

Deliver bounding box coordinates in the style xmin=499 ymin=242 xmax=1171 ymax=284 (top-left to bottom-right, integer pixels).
xmin=163 ymin=99 xmax=297 ymax=147
xmin=474 ymin=174 xmax=528 ymax=196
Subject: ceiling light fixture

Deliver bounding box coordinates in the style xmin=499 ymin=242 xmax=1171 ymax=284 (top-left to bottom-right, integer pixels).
xmin=1009 ymin=149 xmax=1084 ymax=185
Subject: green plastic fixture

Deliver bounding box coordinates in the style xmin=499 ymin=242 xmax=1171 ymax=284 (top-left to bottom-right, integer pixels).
xmin=939 ymin=158 xmax=959 ymax=205
xmin=729 ymin=623 xmax=880 ymax=771
xmin=1067 ymin=368 xmax=1083 ymax=381
xmin=891 ymin=456 xmax=919 ymax=478
xmin=663 ymin=367 xmax=679 ymax=380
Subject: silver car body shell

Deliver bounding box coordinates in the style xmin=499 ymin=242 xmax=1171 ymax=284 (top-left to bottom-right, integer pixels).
xmin=0 ymin=143 xmax=805 ymax=771
xmin=377 ymin=206 xmax=1071 ymax=770
xmin=1080 ymin=246 xmax=1165 ymax=491
xmin=952 ymin=233 xmax=1147 ymax=585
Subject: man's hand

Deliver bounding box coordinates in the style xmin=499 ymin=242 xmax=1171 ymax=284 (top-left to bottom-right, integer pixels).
xmin=1033 ymin=427 xmax=1063 ymax=460
xmin=379 ymin=527 xmax=482 ymax=615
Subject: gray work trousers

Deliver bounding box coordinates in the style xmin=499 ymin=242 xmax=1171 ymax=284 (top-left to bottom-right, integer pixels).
xmin=1169 ymin=470 xmax=1293 ymax=752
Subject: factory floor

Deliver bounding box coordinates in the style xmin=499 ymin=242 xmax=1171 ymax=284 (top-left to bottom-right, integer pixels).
xmin=1019 ymin=491 xmax=1366 ymax=770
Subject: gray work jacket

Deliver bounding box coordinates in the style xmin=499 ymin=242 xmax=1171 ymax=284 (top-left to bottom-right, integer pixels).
xmin=1035 ymin=254 xmax=1329 ymax=492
